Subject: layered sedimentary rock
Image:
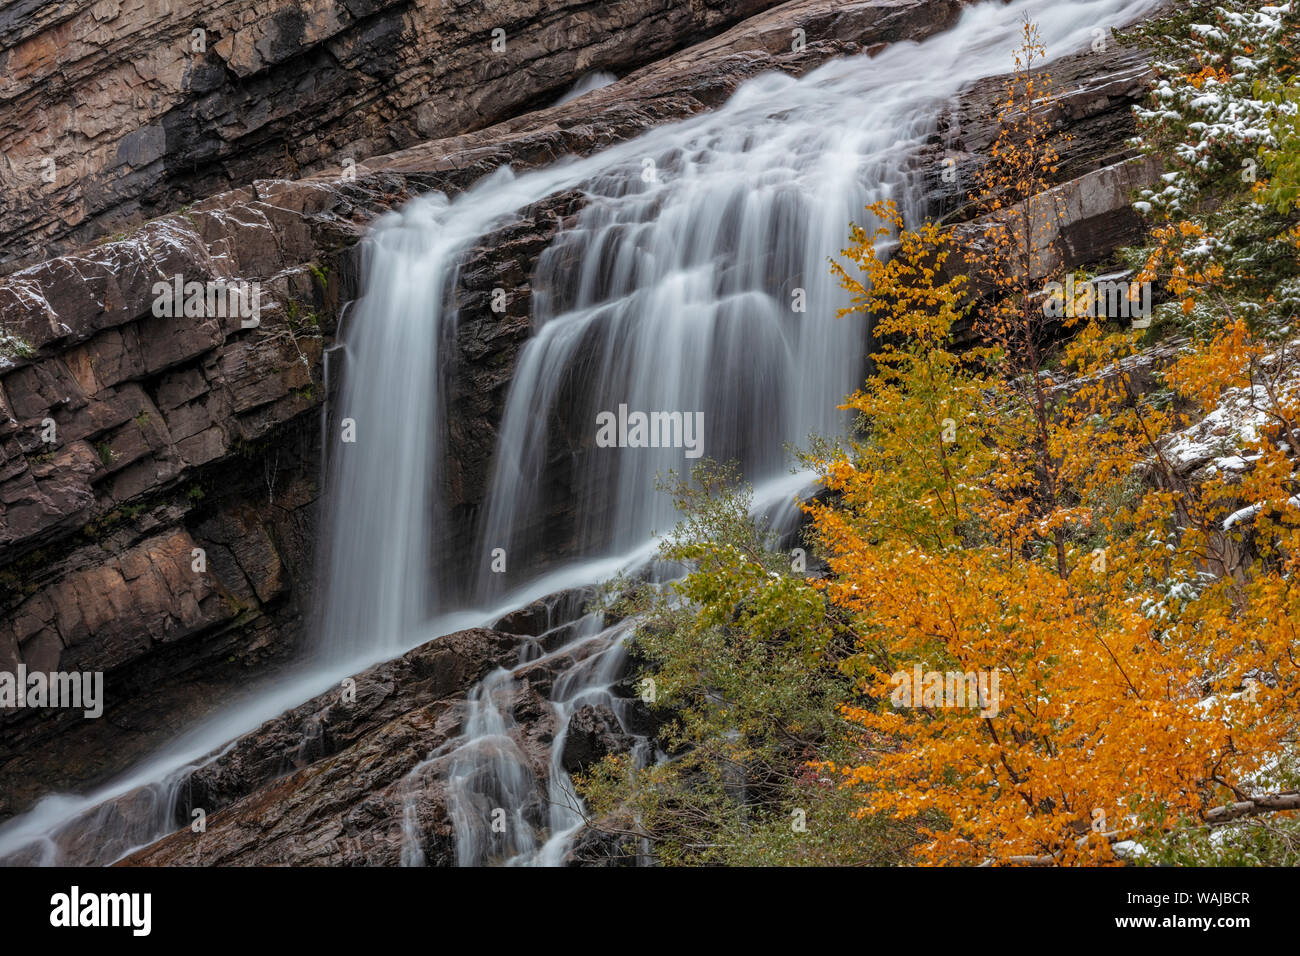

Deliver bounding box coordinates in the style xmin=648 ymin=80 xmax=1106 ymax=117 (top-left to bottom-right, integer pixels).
xmin=0 ymin=0 xmax=791 ymax=272
xmin=0 ymin=0 xmax=975 ymax=819
xmin=115 ymin=621 xmax=649 ymax=866
xmin=0 ymin=0 xmax=1164 ymax=843
xmin=923 ymin=43 xmax=1158 ymax=221
xmin=0 ymin=172 xmax=390 ymax=818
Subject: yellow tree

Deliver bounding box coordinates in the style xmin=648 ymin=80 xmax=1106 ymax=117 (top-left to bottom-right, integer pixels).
xmin=964 ymin=17 xmax=1072 ymax=578
xmin=810 ymin=24 xmax=1300 ymax=866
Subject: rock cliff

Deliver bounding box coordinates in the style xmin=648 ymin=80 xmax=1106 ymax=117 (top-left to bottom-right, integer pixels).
xmin=0 ymin=0 xmax=1165 ymax=858
xmin=0 ymin=0 xmax=788 ymax=273
xmin=0 ymin=0 xmax=979 ymax=821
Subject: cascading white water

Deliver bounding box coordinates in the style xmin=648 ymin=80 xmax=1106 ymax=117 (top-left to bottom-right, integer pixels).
xmin=473 ymin=80 xmax=889 ymax=596
xmin=553 ymin=70 xmax=619 ymax=106
xmin=314 ymin=196 xmax=452 ymax=664
xmin=403 ymin=611 xmax=646 ymax=867
xmin=0 ymin=0 xmax=1162 ymax=867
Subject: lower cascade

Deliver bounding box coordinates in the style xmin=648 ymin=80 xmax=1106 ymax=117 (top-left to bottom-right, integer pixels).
xmin=0 ymin=0 xmax=1161 ymax=867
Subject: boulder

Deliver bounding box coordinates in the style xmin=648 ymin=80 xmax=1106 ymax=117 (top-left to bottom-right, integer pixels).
xmin=561 ymin=703 xmax=636 ymax=774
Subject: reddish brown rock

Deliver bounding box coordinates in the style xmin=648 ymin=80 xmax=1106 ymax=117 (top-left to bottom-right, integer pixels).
xmin=0 ymin=0 xmax=1164 ymax=837
xmin=113 ymin=626 xmax=532 ymax=866
xmin=0 ymin=0 xmax=790 ymax=272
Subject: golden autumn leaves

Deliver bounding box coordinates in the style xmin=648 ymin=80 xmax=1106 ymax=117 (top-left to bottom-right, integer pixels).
xmin=807 ymin=21 xmax=1300 ymax=865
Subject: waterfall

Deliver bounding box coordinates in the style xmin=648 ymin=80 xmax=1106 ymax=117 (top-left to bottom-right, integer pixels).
xmin=473 ymin=70 xmax=889 ymax=598
xmin=553 ymin=71 xmax=619 ymax=106
xmin=0 ymin=0 xmax=1161 ymax=867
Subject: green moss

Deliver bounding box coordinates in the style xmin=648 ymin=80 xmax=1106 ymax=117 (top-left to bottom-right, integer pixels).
xmin=0 ymin=547 xmax=52 ymax=599
xmin=80 ymin=501 xmax=148 ymax=540
xmin=308 ymin=262 xmax=330 ymax=291
xmin=0 ymin=330 xmax=35 ymax=361
xmin=231 ymin=436 xmax=273 ymax=459
xmin=286 ymin=299 xmax=321 ymax=334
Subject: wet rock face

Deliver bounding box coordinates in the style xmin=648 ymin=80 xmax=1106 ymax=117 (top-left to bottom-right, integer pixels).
xmin=915 ymin=41 xmax=1164 ymax=347
xmin=0 ymin=0 xmax=977 ymax=820
xmin=561 ymin=703 xmax=636 ymax=774
xmin=0 ymin=626 xmax=522 ymax=867
xmin=920 ymin=43 xmax=1158 ymax=224
xmin=490 ymin=585 xmax=601 ymax=639
xmin=0 ymin=0 xmax=1168 ymax=854
xmin=0 ymin=0 xmax=790 ymax=272
xmin=112 ymin=625 xmax=640 ymax=867
xmin=168 ymin=626 xmax=525 ymax=839
xmin=0 ymin=173 xmax=409 ymax=821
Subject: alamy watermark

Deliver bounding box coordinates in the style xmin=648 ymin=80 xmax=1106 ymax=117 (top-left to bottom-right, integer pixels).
xmin=151 ymin=275 xmax=261 ymax=328
xmin=50 ymin=886 xmax=150 ymax=936
xmin=0 ymin=666 xmax=103 ymax=718
xmin=1043 ymin=274 xmax=1152 ymax=329
xmin=889 ymin=664 xmax=1001 ymax=718
xmin=595 ymin=404 xmax=705 ymax=459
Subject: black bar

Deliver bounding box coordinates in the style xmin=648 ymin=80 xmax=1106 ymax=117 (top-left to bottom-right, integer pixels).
xmin=0 ymin=865 xmax=1279 ymax=942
